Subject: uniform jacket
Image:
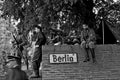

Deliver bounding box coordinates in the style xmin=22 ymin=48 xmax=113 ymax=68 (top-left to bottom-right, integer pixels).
xmin=6 ymin=67 xmax=28 ymax=80
xmin=32 ymin=30 xmax=44 ymax=46
xmin=81 ymin=28 xmax=96 ymax=42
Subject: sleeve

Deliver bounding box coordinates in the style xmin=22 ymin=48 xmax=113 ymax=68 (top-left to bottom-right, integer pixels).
xmin=88 ymin=29 xmax=96 ymax=41
xmin=80 ymin=31 xmax=84 ymax=42
xmin=6 ymin=69 xmax=13 ymax=80
xmin=25 ymin=73 xmax=29 ymax=80
xmin=35 ymin=31 xmax=44 ymax=45
xmin=22 ymin=71 xmax=29 ymax=80
xmin=19 ymin=35 xmax=28 ymax=46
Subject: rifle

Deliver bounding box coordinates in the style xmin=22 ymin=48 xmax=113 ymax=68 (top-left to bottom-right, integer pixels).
xmin=12 ymin=33 xmax=29 ymax=69
xmin=12 ymin=33 xmax=23 ymax=59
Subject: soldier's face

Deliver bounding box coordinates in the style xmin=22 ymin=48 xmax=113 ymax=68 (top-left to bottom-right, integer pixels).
xmin=83 ymin=25 xmax=88 ymax=30
xmin=35 ymin=28 xmax=40 ymax=32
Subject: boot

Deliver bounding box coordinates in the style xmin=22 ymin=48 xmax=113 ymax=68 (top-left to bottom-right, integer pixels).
xmin=83 ymin=58 xmax=90 ymax=62
xmin=83 ymin=48 xmax=90 ymax=62
xmin=30 ymin=70 xmax=40 ymax=78
xmin=90 ymin=48 xmax=96 ymax=63
xmin=92 ymin=58 xmax=96 ymax=63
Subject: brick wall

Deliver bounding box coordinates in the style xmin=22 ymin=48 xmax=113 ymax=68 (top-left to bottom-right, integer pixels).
xmin=42 ymin=44 xmax=120 ymax=80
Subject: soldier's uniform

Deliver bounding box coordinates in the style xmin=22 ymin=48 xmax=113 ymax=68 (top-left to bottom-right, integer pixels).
xmin=81 ymin=25 xmax=96 ymax=63
xmin=12 ymin=33 xmax=28 ymax=68
xmin=30 ymin=26 xmax=44 ymax=78
xmin=6 ymin=56 xmax=28 ymax=80
xmin=15 ymin=33 xmax=27 ymax=58
xmin=81 ymin=28 xmax=96 ymax=48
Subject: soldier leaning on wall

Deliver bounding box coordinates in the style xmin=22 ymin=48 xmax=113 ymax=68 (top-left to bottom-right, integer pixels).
xmin=29 ymin=25 xmax=46 ymax=78
xmin=81 ymin=24 xmax=96 ymax=63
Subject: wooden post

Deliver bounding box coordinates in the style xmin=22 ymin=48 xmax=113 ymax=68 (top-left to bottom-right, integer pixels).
xmin=102 ymin=20 xmax=104 ymax=44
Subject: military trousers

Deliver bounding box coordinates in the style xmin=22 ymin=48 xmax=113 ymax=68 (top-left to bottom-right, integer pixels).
xmin=32 ymin=46 xmax=42 ymax=71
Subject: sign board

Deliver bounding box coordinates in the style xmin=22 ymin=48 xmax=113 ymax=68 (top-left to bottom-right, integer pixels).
xmin=50 ymin=53 xmax=77 ymax=63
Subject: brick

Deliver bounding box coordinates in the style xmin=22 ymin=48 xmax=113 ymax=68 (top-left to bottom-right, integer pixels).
xmin=42 ymin=45 xmax=120 ymax=80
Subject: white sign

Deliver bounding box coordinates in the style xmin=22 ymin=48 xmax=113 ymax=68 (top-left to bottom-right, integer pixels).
xmin=50 ymin=53 xmax=77 ymax=63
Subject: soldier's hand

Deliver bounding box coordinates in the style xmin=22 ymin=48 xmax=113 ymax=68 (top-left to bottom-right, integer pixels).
xmin=35 ymin=45 xmax=39 ymax=47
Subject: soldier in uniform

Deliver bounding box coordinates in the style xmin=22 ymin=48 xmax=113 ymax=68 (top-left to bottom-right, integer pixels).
xmin=16 ymin=31 xmax=28 ymax=58
xmin=81 ymin=24 xmax=96 ymax=63
xmin=12 ymin=30 xmax=28 ymax=68
xmin=29 ymin=25 xmax=44 ymax=78
xmin=6 ymin=55 xmax=28 ymax=80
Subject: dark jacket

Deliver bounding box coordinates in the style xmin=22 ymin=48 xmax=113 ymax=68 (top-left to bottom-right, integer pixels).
xmin=32 ymin=30 xmax=44 ymax=46
xmin=6 ymin=67 xmax=28 ymax=80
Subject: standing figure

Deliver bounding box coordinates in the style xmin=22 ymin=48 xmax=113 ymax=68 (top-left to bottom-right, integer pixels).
xmin=81 ymin=24 xmax=96 ymax=63
xmin=29 ymin=25 xmax=45 ymax=78
xmin=12 ymin=31 xmax=28 ymax=68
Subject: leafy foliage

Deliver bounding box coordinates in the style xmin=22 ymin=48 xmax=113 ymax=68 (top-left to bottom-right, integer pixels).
xmin=94 ymin=0 xmax=120 ymax=41
xmin=0 ymin=18 xmax=14 ymax=54
xmin=1 ymin=0 xmax=95 ymax=36
xmin=95 ymin=0 xmax=120 ymax=27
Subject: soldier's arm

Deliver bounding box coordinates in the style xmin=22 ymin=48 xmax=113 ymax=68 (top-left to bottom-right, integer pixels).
xmin=88 ymin=29 xmax=96 ymax=41
xmin=35 ymin=31 xmax=44 ymax=45
xmin=80 ymin=31 xmax=85 ymax=42
xmin=19 ymin=35 xmax=28 ymax=47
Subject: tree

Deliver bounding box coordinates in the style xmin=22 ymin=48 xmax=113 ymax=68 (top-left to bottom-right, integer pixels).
xmin=0 ymin=18 xmax=14 ymax=54
xmin=1 ymin=0 xmax=95 ymax=36
xmin=94 ymin=0 xmax=120 ymax=42
xmin=1 ymin=0 xmax=120 ymax=44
